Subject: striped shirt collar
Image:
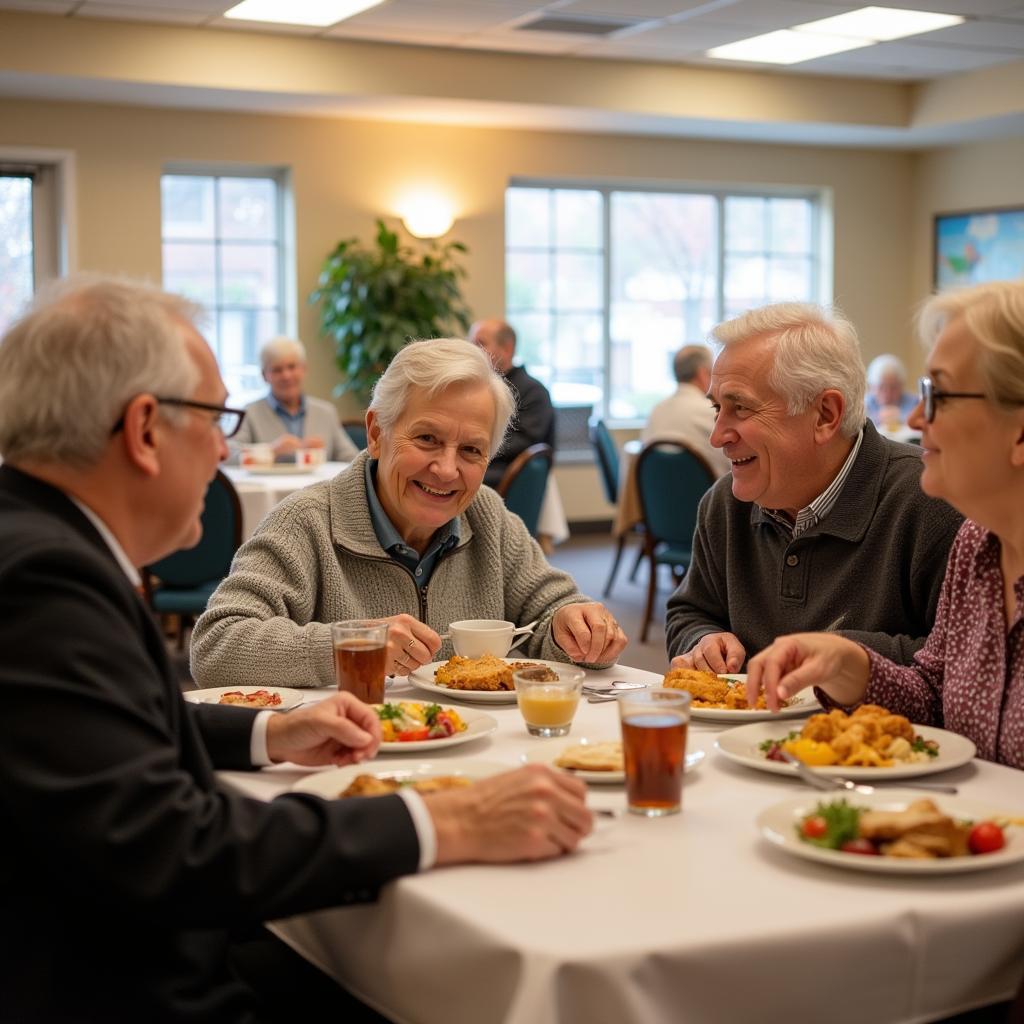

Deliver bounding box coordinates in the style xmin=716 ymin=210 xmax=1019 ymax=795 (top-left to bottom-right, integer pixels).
xmin=762 ymin=428 xmax=864 ymax=539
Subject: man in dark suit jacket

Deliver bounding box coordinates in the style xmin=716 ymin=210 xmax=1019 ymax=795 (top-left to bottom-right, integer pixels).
xmin=470 ymin=319 xmax=556 ymax=487
xmin=0 ymin=277 xmax=592 ymax=1023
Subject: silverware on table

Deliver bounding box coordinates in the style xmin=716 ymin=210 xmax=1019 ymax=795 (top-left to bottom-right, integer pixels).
xmin=778 ymin=749 xmax=958 ymax=795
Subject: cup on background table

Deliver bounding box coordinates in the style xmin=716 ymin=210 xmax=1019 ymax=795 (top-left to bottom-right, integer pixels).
xmin=514 ymin=665 xmax=585 ymax=737
xmin=296 ymin=447 xmax=326 ymax=467
xmin=240 ymin=443 xmax=273 ymax=467
xmin=449 ymin=619 xmax=516 ymax=658
xmin=332 ymin=620 xmax=389 ymax=703
xmin=618 ymin=688 xmax=691 ymax=817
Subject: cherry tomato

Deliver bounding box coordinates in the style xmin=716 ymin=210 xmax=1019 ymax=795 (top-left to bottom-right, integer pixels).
xmin=801 ymin=815 xmax=828 ymax=839
xmin=397 ymin=727 xmax=430 ymax=742
xmin=840 ymin=838 xmax=879 ymax=856
xmin=968 ymin=821 xmax=1005 ymax=855
xmin=434 ymin=713 xmax=456 ymax=736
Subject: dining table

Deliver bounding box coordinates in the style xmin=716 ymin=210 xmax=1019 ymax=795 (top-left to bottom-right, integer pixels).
xmin=219 ymin=663 xmax=1024 ymax=1024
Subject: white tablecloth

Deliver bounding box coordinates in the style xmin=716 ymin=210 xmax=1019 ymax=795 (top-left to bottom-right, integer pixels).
xmin=223 ymin=463 xmax=569 ymax=545
xmin=221 ymin=665 xmax=1024 ymax=1024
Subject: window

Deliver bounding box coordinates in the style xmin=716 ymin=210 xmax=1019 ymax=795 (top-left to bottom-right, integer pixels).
xmin=0 ymin=174 xmax=33 ymax=336
xmin=506 ymin=184 xmax=825 ymax=421
xmin=161 ymin=170 xmax=289 ymax=404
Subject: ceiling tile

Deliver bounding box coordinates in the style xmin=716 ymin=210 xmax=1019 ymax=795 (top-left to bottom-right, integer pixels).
xmin=76 ymin=0 xmax=230 ymax=9
xmin=673 ymin=0 xmax=859 ymax=30
xmin=340 ymin=3 xmax=529 ymax=32
xmin=560 ymin=0 xmax=709 ymax=17
xmin=804 ymin=0 xmax=1024 ymax=13
xmin=76 ymin=3 xmax=214 ymax=24
xmin=805 ymin=39 xmax=1020 ymax=71
xmin=917 ymin=18 xmax=1024 ymax=49
xmin=458 ymin=30 xmax=582 ymax=52
xmin=587 ymin=20 xmax=755 ymax=53
xmin=205 ymin=15 xmax=322 ymax=34
xmin=321 ymin=23 xmax=466 ymax=44
xmin=0 ymin=0 xmax=76 ymax=12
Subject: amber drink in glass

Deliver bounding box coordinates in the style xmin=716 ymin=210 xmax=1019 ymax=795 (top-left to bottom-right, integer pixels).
xmin=618 ymin=688 xmax=691 ymax=817
xmin=332 ymin=620 xmax=389 ymax=703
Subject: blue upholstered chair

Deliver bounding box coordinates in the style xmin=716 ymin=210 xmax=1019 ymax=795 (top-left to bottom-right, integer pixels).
xmin=590 ymin=419 xmax=642 ymax=598
xmin=497 ymin=443 xmax=554 ymax=539
xmin=143 ymin=470 xmax=242 ymax=648
xmin=342 ymin=419 xmax=368 ymax=451
xmin=635 ymin=440 xmax=716 ymax=643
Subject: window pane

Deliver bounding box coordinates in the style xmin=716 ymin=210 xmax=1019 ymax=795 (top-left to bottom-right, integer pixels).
xmin=506 ymin=188 xmax=550 ymax=247
xmin=220 ymin=307 xmax=279 ymax=398
xmin=768 ymin=256 xmax=813 ymax=302
xmin=724 ymin=254 xmax=767 ymax=309
xmin=162 ymin=175 xmax=214 ymax=240
xmin=513 ymin=311 xmax=552 ymax=371
xmin=218 ymin=177 xmax=277 ymax=241
xmin=725 ymin=196 xmax=766 ymax=253
xmin=0 ymin=175 xmax=33 ymax=335
xmin=554 ymin=189 xmax=601 ymax=249
xmin=220 ymin=243 xmax=278 ymax=307
xmin=507 ymin=250 xmax=552 ymax=310
xmin=554 ymin=251 xmax=602 ymax=311
xmin=163 ymin=242 xmax=217 ymax=306
xmin=769 ymin=198 xmax=812 ymax=254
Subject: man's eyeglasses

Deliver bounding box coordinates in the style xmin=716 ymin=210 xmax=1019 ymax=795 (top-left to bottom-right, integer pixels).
xmin=111 ymin=397 xmax=246 ymax=438
xmin=917 ymin=376 xmax=987 ymax=424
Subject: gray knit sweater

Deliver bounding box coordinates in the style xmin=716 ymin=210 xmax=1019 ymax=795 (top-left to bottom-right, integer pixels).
xmin=664 ymin=422 xmax=964 ymax=666
xmin=191 ymin=451 xmax=594 ymax=687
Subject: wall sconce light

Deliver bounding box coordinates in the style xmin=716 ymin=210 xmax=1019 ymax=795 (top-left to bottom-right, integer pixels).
xmin=397 ymin=190 xmax=455 ymax=239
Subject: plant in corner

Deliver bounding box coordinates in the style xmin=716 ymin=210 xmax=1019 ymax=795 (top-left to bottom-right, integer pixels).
xmin=310 ymin=218 xmax=472 ymax=402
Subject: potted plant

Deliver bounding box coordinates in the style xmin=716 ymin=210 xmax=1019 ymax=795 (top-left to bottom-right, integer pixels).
xmin=310 ymin=219 xmax=472 ymax=402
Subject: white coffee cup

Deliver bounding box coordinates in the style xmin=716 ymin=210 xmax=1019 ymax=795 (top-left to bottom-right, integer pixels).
xmin=240 ymin=443 xmax=274 ymax=467
xmin=297 ymin=447 xmax=326 ymax=467
xmin=448 ymin=619 xmax=516 ymax=658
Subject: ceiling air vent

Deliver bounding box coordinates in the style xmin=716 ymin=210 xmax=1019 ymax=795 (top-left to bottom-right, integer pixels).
xmin=516 ymin=15 xmax=639 ymax=36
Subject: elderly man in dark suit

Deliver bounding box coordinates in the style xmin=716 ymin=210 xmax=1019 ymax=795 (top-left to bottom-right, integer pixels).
xmin=0 ymin=276 xmax=591 ymax=1023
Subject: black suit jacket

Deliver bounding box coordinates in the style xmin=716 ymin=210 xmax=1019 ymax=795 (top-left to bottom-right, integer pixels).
xmin=0 ymin=465 xmax=419 ymax=1023
xmin=485 ymin=364 xmax=556 ymax=487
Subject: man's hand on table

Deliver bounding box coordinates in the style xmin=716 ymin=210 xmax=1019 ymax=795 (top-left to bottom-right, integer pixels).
xmin=553 ymin=602 xmax=627 ymax=665
xmin=671 ymin=632 xmax=745 ymax=674
xmin=271 ymin=434 xmax=305 ymax=457
xmin=379 ymin=613 xmax=442 ymax=676
xmin=265 ymin=692 xmax=381 ymax=766
xmin=425 ymin=764 xmax=593 ymax=865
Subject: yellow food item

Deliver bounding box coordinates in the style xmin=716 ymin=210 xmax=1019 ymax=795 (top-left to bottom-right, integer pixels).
xmin=782 ymin=738 xmax=839 ymax=766
xmin=435 ymin=655 xmax=556 ymax=691
xmin=662 ymin=668 xmax=768 ymax=710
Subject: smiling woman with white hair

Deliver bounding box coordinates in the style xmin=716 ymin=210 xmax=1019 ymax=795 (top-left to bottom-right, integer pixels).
xmin=192 ymin=337 xmax=628 ymax=685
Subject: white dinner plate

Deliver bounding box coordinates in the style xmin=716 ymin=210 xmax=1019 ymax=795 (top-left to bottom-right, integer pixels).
xmin=682 ymin=674 xmax=820 ymax=723
xmin=715 ymin=721 xmax=976 ymax=780
xmin=408 ymin=658 xmax=570 ymax=704
xmin=374 ymin=703 xmax=498 ymax=753
xmin=183 ymin=685 xmax=305 ymax=711
xmin=240 ymin=464 xmax=315 ymax=475
xmin=757 ymin=790 xmax=1024 ymax=875
xmin=524 ymin=739 xmax=705 ymax=784
xmin=291 ymin=758 xmax=511 ymax=800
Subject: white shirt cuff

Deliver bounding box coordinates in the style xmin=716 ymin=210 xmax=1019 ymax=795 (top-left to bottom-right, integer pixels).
xmin=395 ymin=788 xmax=437 ymax=871
xmin=250 ymin=711 xmax=274 ymax=767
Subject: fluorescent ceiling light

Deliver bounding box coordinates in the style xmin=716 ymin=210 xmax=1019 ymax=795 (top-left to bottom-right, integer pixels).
xmin=224 ymin=0 xmax=385 ymax=27
xmin=707 ymin=29 xmax=871 ymax=65
xmin=794 ymin=7 xmax=964 ymax=42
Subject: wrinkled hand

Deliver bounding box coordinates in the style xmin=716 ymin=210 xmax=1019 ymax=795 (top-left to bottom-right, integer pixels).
xmin=552 ymin=602 xmax=627 ymax=665
xmin=271 ymin=433 xmax=304 ymax=457
xmin=265 ymin=692 xmax=381 ymax=766
xmin=746 ymin=633 xmax=870 ymax=713
xmin=671 ymin=632 xmax=745 ymax=674
xmin=378 ymin=613 xmax=442 ymax=677
xmin=424 ymin=764 xmax=593 ymax=865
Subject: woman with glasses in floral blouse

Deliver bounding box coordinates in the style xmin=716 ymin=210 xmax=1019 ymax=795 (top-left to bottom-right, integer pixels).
xmin=747 ymin=279 xmax=1024 ymax=770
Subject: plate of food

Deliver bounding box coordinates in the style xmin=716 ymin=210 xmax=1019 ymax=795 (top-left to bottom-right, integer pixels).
xmin=291 ymin=758 xmax=510 ymax=800
xmin=371 ymin=700 xmax=497 ymax=753
xmin=183 ymin=685 xmax=305 ymax=711
xmin=524 ymin=738 xmax=706 ymax=784
xmin=758 ymin=791 xmax=1024 ymax=875
xmin=409 ymin=654 xmax=567 ymax=704
xmin=240 ymin=463 xmax=314 ymax=475
xmin=663 ymin=668 xmax=820 ymax=722
xmin=715 ymin=705 xmax=976 ymax=780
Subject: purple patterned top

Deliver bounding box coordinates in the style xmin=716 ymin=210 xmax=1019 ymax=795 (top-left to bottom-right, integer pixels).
xmin=860 ymin=520 xmax=1024 ymax=769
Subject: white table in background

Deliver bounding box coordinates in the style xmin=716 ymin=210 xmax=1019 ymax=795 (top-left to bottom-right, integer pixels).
xmin=222 ymin=666 xmax=1024 ymax=1024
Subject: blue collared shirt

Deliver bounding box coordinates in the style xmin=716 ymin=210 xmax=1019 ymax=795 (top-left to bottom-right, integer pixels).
xmin=364 ymin=460 xmax=460 ymax=589
xmin=268 ymin=393 xmax=306 ymax=436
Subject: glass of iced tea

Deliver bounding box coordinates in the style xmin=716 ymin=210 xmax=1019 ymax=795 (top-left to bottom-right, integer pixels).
xmin=331 ymin=620 xmax=389 ymax=703
xmin=618 ymin=688 xmax=691 ymax=817
xmin=514 ymin=665 xmax=585 ymax=737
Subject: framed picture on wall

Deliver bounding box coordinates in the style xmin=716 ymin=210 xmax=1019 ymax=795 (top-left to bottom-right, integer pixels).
xmin=934 ymin=206 xmax=1024 ymax=290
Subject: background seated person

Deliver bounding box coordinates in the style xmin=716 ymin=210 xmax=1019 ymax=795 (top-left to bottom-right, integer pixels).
xmin=230 ymin=335 xmax=359 ymax=463
xmin=469 ymin=318 xmax=555 ymax=488
xmin=749 ymin=280 xmax=1024 ymax=770
xmin=665 ymin=302 xmax=963 ymax=675
xmin=865 ymin=353 xmax=918 ymax=429
xmin=642 ymin=343 xmax=730 ymax=477
xmin=192 ymin=337 xmax=627 ymax=687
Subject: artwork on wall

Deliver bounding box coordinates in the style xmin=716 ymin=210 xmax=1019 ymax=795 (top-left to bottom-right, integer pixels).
xmin=934 ymin=207 xmax=1024 ymax=289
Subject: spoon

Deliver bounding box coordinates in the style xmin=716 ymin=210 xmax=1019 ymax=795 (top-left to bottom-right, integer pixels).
xmin=583 ymin=680 xmax=647 ymax=694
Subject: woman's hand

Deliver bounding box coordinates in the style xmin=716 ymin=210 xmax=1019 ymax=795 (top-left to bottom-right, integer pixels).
xmin=746 ymin=633 xmax=871 ymax=712
xmin=378 ymin=613 xmax=443 ymax=677
xmin=552 ymin=602 xmax=628 ymax=665
xmin=265 ymin=692 xmax=381 ymax=766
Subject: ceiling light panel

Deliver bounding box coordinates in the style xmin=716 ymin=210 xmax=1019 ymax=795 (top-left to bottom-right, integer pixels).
xmin=795 ymin=7 xmax=964 ymax=41
xmin=707 ymin=29 xmax=871 ymax=64
xmin=224 ymin=0 xmax=385 ymax=27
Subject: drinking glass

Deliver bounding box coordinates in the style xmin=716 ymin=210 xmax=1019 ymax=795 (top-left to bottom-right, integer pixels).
xmin=514 ymin=665 xmax=585 ymax=737
xmin=618 ymin=688 xmax=691 ymax=817
xmin=332 ymin=620 xmax=389 ymax=703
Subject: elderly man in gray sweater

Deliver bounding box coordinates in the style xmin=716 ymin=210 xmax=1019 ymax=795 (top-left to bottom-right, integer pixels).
xmin=666 ymin=302 xmax=962 ymax=675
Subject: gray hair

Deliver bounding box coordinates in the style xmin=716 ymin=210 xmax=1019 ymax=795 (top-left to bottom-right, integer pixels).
xmin=673 ymin=344 xmax=712 ymax=384
xmin=0 ymin=275 xmax=201 ymax=467
xmin=918 ymin=279 xmax=1024 ymax=410
xmin=260 ymin=335 xmax=306 ymax=371
xmin=711 ymin=302 xmax=866 ymax=438
xmin=368 ymin=338 xmax=515 ymax=455
xmin=866 ymin=353 xmax=907 ymax=388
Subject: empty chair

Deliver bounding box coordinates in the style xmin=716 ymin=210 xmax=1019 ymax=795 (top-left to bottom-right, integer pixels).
xmin=143 ymin=470 xmax=242 ymax=648
xmin=496 ymin=443 xmax=554 ymax=539
xmin=635 ymin=440 xmax=716 ymax=643
xmin=590 ymin=419 xmax=640 ymax=598
xmin=341 ymin=419 xmax=368 ymax=451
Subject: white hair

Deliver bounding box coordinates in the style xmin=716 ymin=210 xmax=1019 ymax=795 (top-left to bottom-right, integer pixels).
xmin=711 ymin=302 xmax=866 ymax=438
xmin=369 ymin=338 xmax=515 ymax=455
xmin=0 ymin=275 xmax=202 ymax=467
xmin=260 ymin=336 xmax=306 ymax=371
xmin=866 ymin=354 xmax=907 ymax=388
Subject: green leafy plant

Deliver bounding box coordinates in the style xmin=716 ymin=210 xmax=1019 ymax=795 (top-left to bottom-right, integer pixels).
xmin=310 ymin=219 xmax=472 ymax=401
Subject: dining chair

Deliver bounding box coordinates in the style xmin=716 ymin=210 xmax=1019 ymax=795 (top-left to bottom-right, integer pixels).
xmin=341 ymin=419 xmax=368 ymax=450
xmin=143 ymin=470 xmax=243 ymax=649
xmin=496 ymin=443 xmax=554 ymax=539
xmin=590 ymin=419 xmax=642 ymax=598
xmin=634 ymin=440 xmax=716 ymax=643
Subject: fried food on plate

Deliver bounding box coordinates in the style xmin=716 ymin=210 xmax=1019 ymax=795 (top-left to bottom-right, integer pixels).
xmin=435 ymin=654 xmax=557 ymax=691
xmin=218 ymin=689 xmax=282 ymax=708
xmin=662 ymin=668 xmax=767 ymax=709
xmin=339 ymin=774 xmax=473 ymax=799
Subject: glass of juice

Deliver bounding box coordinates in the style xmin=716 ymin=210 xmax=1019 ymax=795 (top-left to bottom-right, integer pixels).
xmin=331 ymin=620 xmax=389 ymax=703
xmin=618 ymin=688 xmax=691 ymax=817
xmin=514 ymin=666 xmax=585 ymax=737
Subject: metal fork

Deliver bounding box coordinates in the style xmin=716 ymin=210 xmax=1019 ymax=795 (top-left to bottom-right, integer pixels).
xmin=778 ymin=749 xmax=958 ymax=795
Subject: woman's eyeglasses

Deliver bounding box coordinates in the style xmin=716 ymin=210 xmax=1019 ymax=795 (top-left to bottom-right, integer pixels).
xmin=917 ymin=376 xmax=987 ymax=424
